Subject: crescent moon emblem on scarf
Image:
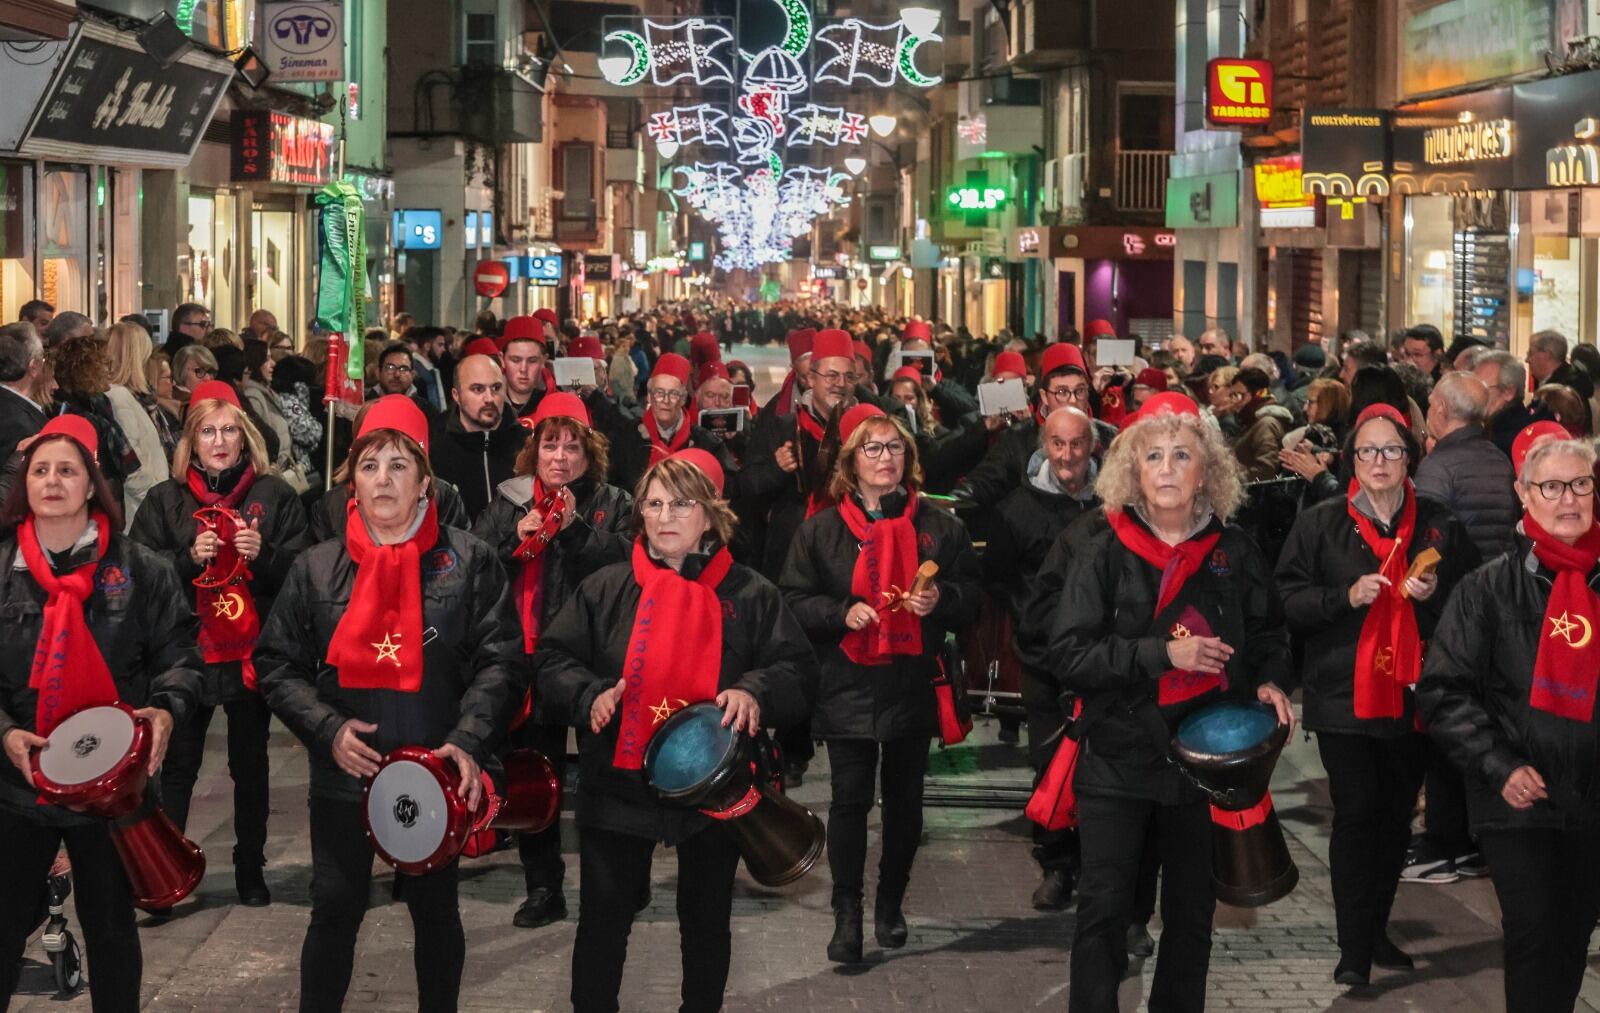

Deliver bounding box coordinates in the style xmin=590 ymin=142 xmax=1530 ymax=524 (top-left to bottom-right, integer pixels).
xmin=217 ymin=591 xmax=245 ymax=622
xmin=1572 ymin=612 xmax=1593 ymax=648
xmin=602 ymin=30 xmax=650 ymax=86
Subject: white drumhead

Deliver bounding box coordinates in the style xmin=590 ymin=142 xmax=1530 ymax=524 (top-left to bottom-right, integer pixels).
xmin=367 ymin=759 xmax=452 ymax=864
xmin=38 ymin=706 xmax=136 ymax=786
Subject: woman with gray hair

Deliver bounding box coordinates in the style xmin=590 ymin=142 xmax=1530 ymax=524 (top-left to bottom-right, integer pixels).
xmin=1419 ymin=432 xmax=1600 ymax=1013
xmin=1050 ymin=392 xmax=1293 ymax=1013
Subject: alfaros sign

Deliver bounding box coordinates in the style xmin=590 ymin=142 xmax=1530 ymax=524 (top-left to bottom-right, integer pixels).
xmin=233 ymin=110 xmax=335 ymax=185
xmin=1206 ymin=59 xmax=1273 ymax=126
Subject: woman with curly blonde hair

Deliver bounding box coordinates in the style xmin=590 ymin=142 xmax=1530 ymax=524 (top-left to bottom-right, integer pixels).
xmin=1050 ymin=393 xmax=1294 ymax=1013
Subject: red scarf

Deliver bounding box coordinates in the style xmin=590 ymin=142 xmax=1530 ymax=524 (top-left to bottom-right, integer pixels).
xmin=512 ymin=478 xmax=553 ymax=654
xmin=642 ymin=409 xmax=690 ymax=467
xmin=327 ymin=498 xmax=440 ymax=692
xmin=20 ymin=513 xmax=118 ymax=736
xmin=1525 ymin=512 xmax=1600 ymax=720
xmin=838 ymin=492 xmax=923 ymax=665
xmin=1347 ymin=480 xmax=1422 ymax=719
xmin=613 ymin=539 xmax=732 ymax=769
xmin=1105 ymin=509 xmax=1224 ymax=706
xmin=187 ymin=466 xmax=262 ymax=690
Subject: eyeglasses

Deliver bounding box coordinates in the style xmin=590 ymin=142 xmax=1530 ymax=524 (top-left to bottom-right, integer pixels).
xmin=647 ymin=387 xmax=686 ymax=403
xmin=271 ymin=342 xmax=292 ymax=352
xmin=181 ymin=318 xmax=212 ymax=330
xmin=1353 ymin=444 xmax=1407 ymax=462
xmin=381 ymin=363 xmax=414 ymax=374
xmin=198 ymin=424 xmax=242 ymax=442
xmin=1047 ymin=385 xmax=1088 ymax=401
xmin=192 ymin=366 xmax=216 ymax=379
xmin=640 ymin=497 xmax=700 ymax=518
xmin=1530 ymin=476 xmax=1596 ymax=500
xmin=812 ymin=370 xmax=857 ymax=386
xmin=859 ymin=440 xmax=907 ymax=459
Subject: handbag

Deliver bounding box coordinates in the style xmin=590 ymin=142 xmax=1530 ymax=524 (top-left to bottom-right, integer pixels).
xmin=931 ymin=655 xmax=971 ymax=746
xmin=1024 ymin=697 xmax=1108 ymax=831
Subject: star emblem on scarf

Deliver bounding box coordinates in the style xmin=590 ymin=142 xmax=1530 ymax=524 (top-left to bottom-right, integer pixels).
xmin=1170 ymin=622 xmax=1191 ymax=639
xmin=650 ymin=697 xmax=688 ymax=725
xmin=1549 ymin=610 xmax=1594 ymax=648
xmin=1373 ymin=646 xmax=1395 ymax=675
xmin=372 ymin=632 xmax=403 ymax=666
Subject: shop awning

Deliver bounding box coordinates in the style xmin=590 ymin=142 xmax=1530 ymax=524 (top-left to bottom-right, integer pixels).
xmin=0 ymin=0 xmax=77 ymax=41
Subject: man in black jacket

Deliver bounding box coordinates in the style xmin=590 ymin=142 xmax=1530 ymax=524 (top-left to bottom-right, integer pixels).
xmin=427 ymin=354 xmax=526 ymax=522
xmin=1474 ymin=350 xmax=1535 ymax=458
xmin=0 ymin=323 xmax=46 ymax=468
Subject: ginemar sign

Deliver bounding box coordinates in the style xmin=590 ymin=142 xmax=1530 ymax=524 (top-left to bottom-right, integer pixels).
xmin=260 ymin=1 xmax=345 ymax=83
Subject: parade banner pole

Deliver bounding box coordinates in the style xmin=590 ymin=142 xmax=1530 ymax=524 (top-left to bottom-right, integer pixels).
xmin=315 ymin=140 xmax=364 ymax=491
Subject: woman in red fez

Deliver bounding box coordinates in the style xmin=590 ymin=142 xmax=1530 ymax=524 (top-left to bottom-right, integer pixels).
xmin=128 ymin=381 xmax=311 ymax=909
xmin=0 ymin=416 xmax=203 ymax=1011
xmin=256 ymin=395 xmax=521 ymax=1012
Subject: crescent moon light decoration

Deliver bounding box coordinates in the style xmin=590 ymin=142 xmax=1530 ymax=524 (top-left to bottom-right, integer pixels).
xmin=600 ymin=29 xmax=649 ymax=86
xmin=896 ymin=28 xmax=943 ymax=88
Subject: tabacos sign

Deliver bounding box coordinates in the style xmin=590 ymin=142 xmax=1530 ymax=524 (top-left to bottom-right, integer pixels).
xmin=1206 ymin=59 xmax=1273 ymax=126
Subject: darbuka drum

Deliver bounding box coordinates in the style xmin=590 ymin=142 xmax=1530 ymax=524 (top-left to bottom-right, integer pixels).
xmin=30 ymin=702 xmax=206 ymax=911
xmin=958 ymin=593 xmax=1023 ymax=718
xmin=364 ymin=746 xmax=559 ymax=875
xmin=1171 ymin=700 xmax=1299 ymax=908
xmin=644 ymin=702 xmax=825 ymax=888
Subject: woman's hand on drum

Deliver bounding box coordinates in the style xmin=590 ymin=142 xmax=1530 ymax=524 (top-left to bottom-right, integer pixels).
xmin=1 ymin=728 xmax=47 ymax=788
xmin=190 ymin=528 xmax=221 ymax=566
xmin=516 ymin=508 xmax=545 ymax=540
xmin=845 ymin=602 xmax=879 ymax=631
xmin=904 ymin=584 xmax=940 ymax=618
xmin=716 ymin=688 xmax=761 ymax=735
xmin=1502 ymin=765 xmax=1548 ymax=810
xmin=332 ymin=719 xmax=382 ymax=779
xmin=1348 ymin=573 xmax=1391 ymax=608
xmin=232 ymin=518 xmax=262 ymax=562
xmin=1167 ymin=635 xmax=1233 ymax=674
xmin=133 ymin=707 xmax=174 ymax=775
xmin=589 ymin=681 xmax=627 ymax=734
xmin=1256 ymin=682 xmax=1295 ymax=732
xmin=434 ymin=743 xmax=484 ymax=813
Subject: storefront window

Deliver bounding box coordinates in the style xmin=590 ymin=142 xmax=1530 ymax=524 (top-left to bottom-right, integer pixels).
xmin=0 ymin=162 xmax=35 ymax=324
xmin=1405 ymin=195 xmax=1454 ymax=334
xmin=40 ymin=167 xmax=88 ymax=315
xmin=183 ymin=194 xmax=216 ymax=312
xmin=1531 ymin=234 xmax=1586 ymax=342
xmin=252 ymin=207 xmax=296 ymax=332
xmin=97 ymin=168 xmax=141 ymax=322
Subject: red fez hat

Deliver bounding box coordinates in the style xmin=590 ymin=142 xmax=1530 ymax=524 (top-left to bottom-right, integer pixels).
xmin=1512 ymin=420 xmax=1568 ymax=476
xmin=464 ymin=337 xmax=501 ymax=358
xmin=359 ymin=394 xmax=430 ymax=454
xmin=689 ymin=331 xmax=720 ymax=358
xmin=891 ymin=366 xmax=923 ymax=384
xmin=697 ymin=360 xmax=731 ymax=386
xmin=1134 ymin=391 xmax=1201 ymax=422
xmin=568 ymin=336 xmax=604 ymax=360
xmin=840 ymin=403 xmax=887 ymax=443
xmin=903 ymin=320 xmax=932 ymax=341
xmin=812 ymin=328 xmax=854 ymax=362
xmin=529 ymin=391 xmax=591 ymax=430
xmin=1134 ymin=367 xmax=1169 ymax=390
xmin=38 ymin=414 xmax=99 ymax=462
xmin=787 ymin=328 xmax=815 ymax=363
xmin=669 ymin=448 xmax=724 ymax=495
xmin=532 ymin=308 xmax=559 ymax=328
xmin=1040 ymin=343 xmax=1087 ymax=378
xmin=1085 ymin=319 xmax=1117 ymax=340
xmin=652 ymin=352 xmax=692 ymax=385
xmin=501 ymin=316 xmax=544 ymax=345
xmin=190 ymin=379 xmax=241 ymax=409
xmin=852 ymin=340 xmax=872 ymax=364
xmin=1353 ymin=403 xmax=1409 ymax=436
xmin=993 ymin=351 xmax=1027 ymax=378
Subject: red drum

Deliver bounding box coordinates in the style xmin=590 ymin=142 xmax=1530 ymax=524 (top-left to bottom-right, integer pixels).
xmin=959 ymin=592 xmax=1024 ymax=717
xmin=363 ymin=746 xmax=560 ymax=875
xmin=30 ymin=702 xmax=206 ymax=911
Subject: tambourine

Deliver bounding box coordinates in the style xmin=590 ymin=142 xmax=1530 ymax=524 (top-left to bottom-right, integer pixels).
xmin=513 ymin=487 xmax=569 ymax=562
xmin=192 ymin=507 xmax=249 ymax=589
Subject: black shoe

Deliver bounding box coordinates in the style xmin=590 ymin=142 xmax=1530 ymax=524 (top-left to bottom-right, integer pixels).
xmin=235 ymin=866 xmax=271 ymax=907
xmin=143 ymin=906 xmax=173 ymax=922
xmin=1125 ymin=922 xmax=1156 ymax=958
xmin=1454 ymin=849 xmax=1488 ymax=878
xmin=512 ymin=888 xmax=568 ymax=928
xmin=1334 ymin=959 xmax=1370 ymax=988
xmin=784 ymin=761 xmax=808 ymax=788
xmin=1372 ymin=937 xmax=1414 ymax=971
xmin=827 ymin=897 xmax=863 ymax=964
xmin=874 ymin=899 xmax=907 ymax=949
xmin=1399 ymin=841 xmax=1459 ymax=884
xmin=1031 ymin=869 xmax=1073 ymax=911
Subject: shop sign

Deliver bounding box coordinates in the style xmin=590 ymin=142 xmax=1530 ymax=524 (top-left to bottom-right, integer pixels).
xmin=812 ymin=266 xmax=839 ymax=279
xmin=1165 ymin=171 xmax=1239 ymax=229
xmin=1301 ymin=109 xmax=1393 ymax=197
xmin=260 ymin=1 xmax=345 ymax=83
xmin=1401 ymin=0 xmax=1555 ymax=99
xmin=867 ymin=245 xmax=902 ymax=261
xmin=393 ymin=210 xmax=443 ymax=250
xmin=1058 ymin=226 xmax=1178 ymax=260
xmin=583 ymin=254 xmax=617 ymax=281
xmin=18 ymin=21 xmax=230 ymax=168
xmin=474 ymin=261 xmax=510 ymax=298
xmin=233 ymin=110 xmax=336 ymax=186
xmin=1205 ymin=59 xmax=1273 ymax=127
xmin=1254 ymin=156 xmax=1314 ymax=209
xmin=527 ymin=254 xmax=563 ymax=287
xmin=1422 ymin=118 xmax=1514 ymax=166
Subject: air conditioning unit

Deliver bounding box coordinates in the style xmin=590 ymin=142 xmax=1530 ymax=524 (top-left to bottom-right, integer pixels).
xmin=1062 ymin=153 xmax=1086 ymax=210
xmin=1042 ymin=158 xmax=1059 ymax=212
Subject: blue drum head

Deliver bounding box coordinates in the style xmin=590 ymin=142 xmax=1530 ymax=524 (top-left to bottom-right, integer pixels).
xmin=645 ymin=703 xmax=736 ymax=796
xmin=1175 ymin=701 xmax=1279 ymax=759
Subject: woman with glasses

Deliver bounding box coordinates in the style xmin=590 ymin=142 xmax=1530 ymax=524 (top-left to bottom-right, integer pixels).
xmin=610 ymin=353 xmax=733 ymax=494
xmin=171 ymin=343 xmax=219 ymax=409
xmin=129 ymin=381 xmax=311 ymax=910
xmin=535 ymin=450 xmax=814 ymax=1013
xmin=1419 ymin=432 xmax=1600 ymax=1013
xmin=1276 ymin=403 xmax=1476 ymax=988
xmin=779 ymin=405 xmax=980 ymax=965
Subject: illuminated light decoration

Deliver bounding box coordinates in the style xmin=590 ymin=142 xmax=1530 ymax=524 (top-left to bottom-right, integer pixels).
xmin=895 ymin=22 xmax=942 ymax=88
xmin=1205 ymin=58 xmax=1274 ymax=126
xmin=732 ymin=117 xmax=779 ymax=165
xmin=786 ymin=104 xmax=867 ymax=148
xmin=743 ymin=47 xmax=808 ymax=95
xmin=946 ymin=185 xmax=1008 ymax=211
xmin=599 ymin=30 xmax=649 ymax=85
xmin=638 ymin=18 xmax=736 ymax=86
xmin=737 ymin=88 xmax=787 ymax=133
xmin=900 ymin=7 xmax=942 ymax=36
xmin=646 ymin=105 xmax=730 ymax=154
xmin=1549 ymin=118 xmax=1600 ymax=187
xmin=958 ymin=115 xmax=987 ymax=144
xmin=844 ymin=156 xmax=867 ymax=175
xmin=869 ymin=113 xmax=896 ymax=138
xmin=815 ymin=20 xmax=901 ymax=87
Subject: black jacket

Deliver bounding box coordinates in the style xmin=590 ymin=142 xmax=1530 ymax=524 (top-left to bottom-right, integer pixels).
xmin=256 ymin=524 xmax=521 ymax=802
xmin=1016 ymin=508 xmax=1109 ymax=680
xmin=1275 ymin=491 xmax=1478 ymax=737
xmin=426 ymin=409 xmax=527 ymax=523
xmin=1049 ymin=516 xmax=1292 ymax=804
xmin=1413 ymin=425 xmax=1519 ymax=562
xmin=779 ymin=491 xmax=981 ymax=741
xmin=129 ymin=468 xmax=311 ymax=705
xmin=533 ymin=547 xmax=815 ymax=844
xmin=608 ymin=414 xmax=736 ymax=498
xmin=0 ymin=531 xmax=204 ymax=826
xmin=310 ymin=477 xmax=471 ymax=542
xmin=0 ymin=386 xmax=45 ymax=471
xmin=1419 ymin=539 xmax=1600 ymax=832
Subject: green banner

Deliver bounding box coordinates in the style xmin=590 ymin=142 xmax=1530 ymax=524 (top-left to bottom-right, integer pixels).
xmin=314 ymin=180 xmax=366 ymax=381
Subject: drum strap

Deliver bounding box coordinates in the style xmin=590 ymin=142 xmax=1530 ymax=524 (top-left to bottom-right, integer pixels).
xmin=1131 ymin=701 xmax=1238 ymax=807
xmin=1211 ymin=792 xmax=1273 ymax=831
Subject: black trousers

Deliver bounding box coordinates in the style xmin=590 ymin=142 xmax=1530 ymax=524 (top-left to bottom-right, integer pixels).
xmin=1025 ymin=702 xmax=1080 ymax=873
xmin=778 ymin=719 xmax=815 ymax=767
xmin=571 ymin=823 xmax=741 ymax=1013
xmin=0 ymin=809 xmax=141 ymax=1013
xmin=299 ymin=795 xmax=463 ymax=1013
xmin=1070 ymin=794 xmax=1214 ymax=1013
xmin=1421 ymin=745 xmax=1472 ymax=855
xmin=160 ymin=695 xmax=273 ymax=869
xmin=824 ymin=737 xmax=930 ymax=904
xmin=515 ymin=722 xmax=568 ymax=893
xmin=1316 ymin=731 xmax=1425 ymax=971
xmin=1479 ymin=825 xmax=1600 ymax=1013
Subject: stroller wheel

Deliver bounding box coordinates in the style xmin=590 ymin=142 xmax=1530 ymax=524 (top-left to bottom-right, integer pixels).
xmin=51 ymin=930 xmax=83 ymax=998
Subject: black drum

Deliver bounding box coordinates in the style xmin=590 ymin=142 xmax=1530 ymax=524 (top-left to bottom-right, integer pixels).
xmin=1172 ymin=700 xmax=1299 ymax=908
xmin=644 ymin=702 xmax=825 ymax=887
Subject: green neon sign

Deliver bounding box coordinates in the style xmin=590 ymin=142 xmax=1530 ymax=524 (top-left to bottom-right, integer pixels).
xmin=947 ymin=186 xmax=1008 ymax=211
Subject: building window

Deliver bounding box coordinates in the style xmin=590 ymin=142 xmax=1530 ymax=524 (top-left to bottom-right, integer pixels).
xmin=560 ymin=145 xmax=595 ymax=222
xmin=464 ymin=12 xmax=497 ymax=66
xmin=0 ymin=161 xmax=35 ymax=325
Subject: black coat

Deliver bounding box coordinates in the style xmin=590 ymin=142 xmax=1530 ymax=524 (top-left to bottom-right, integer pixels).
xmin=608 ymin=414 xmax=736 ymax=498
xmin=0 ymin=531 xmax=204 ymax=827
xmin=256 ymin=525 xmax=521 ymax=802
xmin=310 ymin=478 xmax=471 ymax=542
xmin=0 ymin=386 xmax=45 ymax=471
xmin=779 ymin=491 xmax=981 ymax=741
xmin=129 ymin=469 xmax=312 ymax=705
xmin=533 ymin=548 xmax=815 ymax=844
xmin=1274 ymin=492 xmax=1478 ymax=737
xmin=1016 ymin=508 xmax=1109 ymax=681
xmin=1049 ymin=517 xmax=1292 ymax=804
xmin=1413 ymin=426 xmax=1519 ymax=562
xmin=426 ymin=409 xmax=527 ymax=523
xmin=1419 ymin=538 xmax=1600 ymax=832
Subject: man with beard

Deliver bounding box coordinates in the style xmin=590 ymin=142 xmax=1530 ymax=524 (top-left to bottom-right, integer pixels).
xmin=427 ymin=354 xmax=525 ymax=522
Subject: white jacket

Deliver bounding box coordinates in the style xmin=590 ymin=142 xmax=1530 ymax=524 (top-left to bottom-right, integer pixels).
xmin=106 ymin=385 xmax=171 ymax=531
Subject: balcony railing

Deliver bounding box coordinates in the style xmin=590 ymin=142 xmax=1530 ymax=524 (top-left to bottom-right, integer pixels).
xmin=1115 ymin=150 xmax=1172 ymax=213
